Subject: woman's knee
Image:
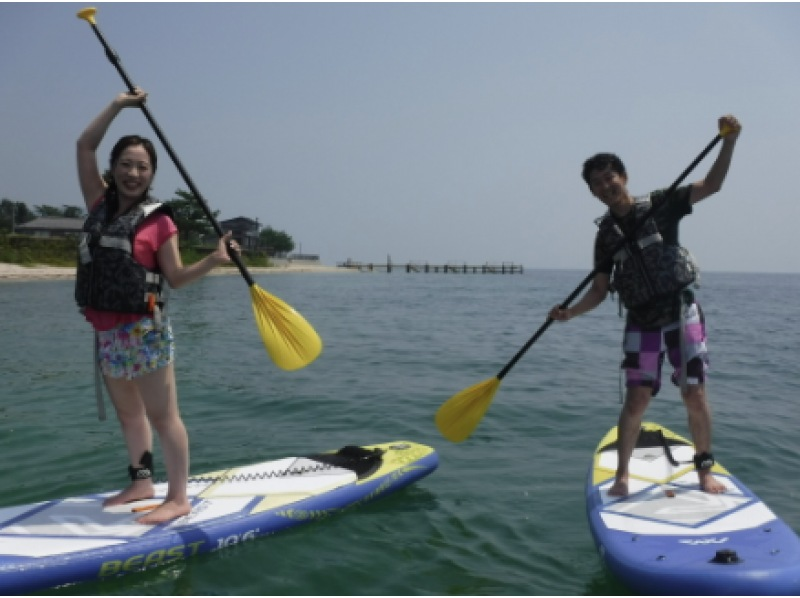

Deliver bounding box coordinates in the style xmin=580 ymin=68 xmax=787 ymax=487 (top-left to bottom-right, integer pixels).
xmin=146 ymin=406 xmax=185 ymax=437
xmin=105 ymin=379 xmax=146 ymax=420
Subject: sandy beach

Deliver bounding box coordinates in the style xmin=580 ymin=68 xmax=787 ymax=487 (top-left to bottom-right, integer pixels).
xmin=0 ymin=261 xmax=348 ymax=281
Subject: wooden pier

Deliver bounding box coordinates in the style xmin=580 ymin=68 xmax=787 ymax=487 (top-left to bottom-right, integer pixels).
xmin=337 ymin=260 xmax=523 ymax=274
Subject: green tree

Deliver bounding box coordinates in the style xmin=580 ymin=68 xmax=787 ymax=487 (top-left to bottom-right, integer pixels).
xmin=34 ymin=205 xmax=66 ymax=217
xmin=165 ymin=190 xmax=216 ymax=244
xmin=0 ymin=199 xmax=36 ymax=233
xmin=259 ymin=226 xmax=294 ymax=255
xmin=62 ymin=205 xmax=85 ymax=218
xmin=32 ymin=204 xmax=85 ymax=218
xmin=30 ymin=204 xmax=84 ymax=217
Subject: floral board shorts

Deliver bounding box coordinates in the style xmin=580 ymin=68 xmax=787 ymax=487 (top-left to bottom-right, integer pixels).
xmin=96 ymin=317 xmax=175 ymax=380
xmin=621 ymin=302 xmax=708 ymax=396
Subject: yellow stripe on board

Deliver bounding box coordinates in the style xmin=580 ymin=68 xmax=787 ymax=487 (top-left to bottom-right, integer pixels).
xmin=355 ymin=442 xmax=435 ymax=484
xmin=591 ymin=422 xmax=729 ymax=487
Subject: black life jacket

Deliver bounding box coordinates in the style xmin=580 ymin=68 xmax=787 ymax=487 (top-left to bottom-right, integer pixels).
xmin=595 ymin=195 xmax=699 ymax=310
xmin=75 ymin=197 xmax=174 ymax=314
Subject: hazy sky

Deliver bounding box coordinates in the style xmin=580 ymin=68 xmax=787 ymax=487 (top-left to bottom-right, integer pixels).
xmin=2 ymin=2 xmax=799 ymax=272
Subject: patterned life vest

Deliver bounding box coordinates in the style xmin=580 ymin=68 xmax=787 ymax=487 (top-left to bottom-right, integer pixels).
xmin=596 ymin=196 xmax=698 ymax=310
xmin=75 ymin=198 xmax=173 ymax=314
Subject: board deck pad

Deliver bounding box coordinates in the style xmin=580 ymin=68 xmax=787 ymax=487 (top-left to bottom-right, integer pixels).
xmin=586 ymin=422 xmax=800 ymax=595
xmin=0 ymin=441 xmax=438 ymax=594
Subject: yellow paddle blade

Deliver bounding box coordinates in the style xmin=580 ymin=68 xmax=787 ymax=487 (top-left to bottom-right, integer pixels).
xmin=250 ymin=284 xmax=323 ymax=371
xmin=435 ymin=377 xmax=501 ymax=443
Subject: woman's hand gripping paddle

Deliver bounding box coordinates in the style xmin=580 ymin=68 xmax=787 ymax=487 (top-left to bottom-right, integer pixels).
xmin=435 ymin=126 xmax=735 ymax=442
xmin=77 ymin=7 xmax=321 ymax=371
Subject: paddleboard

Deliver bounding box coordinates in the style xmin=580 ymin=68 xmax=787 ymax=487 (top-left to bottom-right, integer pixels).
xmin=0 ymin=440 xmax=437 ymax=594
xmin=586 ymin=422 xmax=800 ymax=595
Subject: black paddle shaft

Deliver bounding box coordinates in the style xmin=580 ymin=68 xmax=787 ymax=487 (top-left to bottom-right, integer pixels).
xmin=85 ymin=21 xmax=256 ymax=287
xmin=496 ymin=133 xmax=723 ymax=381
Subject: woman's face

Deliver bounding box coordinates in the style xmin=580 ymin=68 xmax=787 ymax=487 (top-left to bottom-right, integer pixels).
xmin=112 ymin=144 xmax=154 ymax=201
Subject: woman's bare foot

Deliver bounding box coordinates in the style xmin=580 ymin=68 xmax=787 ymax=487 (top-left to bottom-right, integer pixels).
xmin=136 ymin=498 xmax=192 ymax=525
xmin=103 ymin=479 xmax=155 ymax=507
xmin=698 ymin=470 xmax=726 ymax=494
xmin=608 ymin=477 xmax=629 ymax=497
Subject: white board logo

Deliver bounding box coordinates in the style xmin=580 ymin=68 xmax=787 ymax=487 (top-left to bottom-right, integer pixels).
xmin=678 ymin=537 xmax=729 ymax=546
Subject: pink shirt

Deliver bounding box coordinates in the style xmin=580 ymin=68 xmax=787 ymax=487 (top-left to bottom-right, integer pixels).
xmin=84 ymin=199 xmax=178 ymax=331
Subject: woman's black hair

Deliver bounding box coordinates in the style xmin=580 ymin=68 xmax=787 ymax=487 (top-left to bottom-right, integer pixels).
xmin=104 ymin=135 xmax=158 ymax=219
xmin=109 ymin=134 xmax=158 ymax=173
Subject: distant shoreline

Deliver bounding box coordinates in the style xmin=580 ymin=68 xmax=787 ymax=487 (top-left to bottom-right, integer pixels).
xmin=0 ymin=262 xmax=351 ymax=282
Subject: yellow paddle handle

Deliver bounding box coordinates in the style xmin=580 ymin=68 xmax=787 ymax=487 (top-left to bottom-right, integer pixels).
xmin=719 ymin=121 xmax=740 ymax=138
xmin=77 ymin=7 xmax=97 ymax=25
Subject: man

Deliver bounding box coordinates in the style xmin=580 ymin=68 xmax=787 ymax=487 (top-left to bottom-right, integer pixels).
xmin=550 ymin=115 xmax=741 ymax=497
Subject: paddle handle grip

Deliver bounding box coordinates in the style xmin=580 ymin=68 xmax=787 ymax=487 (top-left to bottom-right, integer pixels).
xmin=78 ymin=8 xmax=255 ymax=286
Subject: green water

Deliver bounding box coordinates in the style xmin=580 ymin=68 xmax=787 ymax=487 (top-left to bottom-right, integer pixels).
xmin=1 ymin=270 xmax=798 ymax=595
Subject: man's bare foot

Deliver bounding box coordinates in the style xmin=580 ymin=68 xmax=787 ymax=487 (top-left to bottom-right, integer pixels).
xmin=698 ymin=470 xmax=726 ymax=494
xmin=136 ymin=499 xmax=192 ymax=525
xmin=103 ymin=480 xmax=155 ymax=507
xmin=608 ymin=477 xmax=629 ymax=497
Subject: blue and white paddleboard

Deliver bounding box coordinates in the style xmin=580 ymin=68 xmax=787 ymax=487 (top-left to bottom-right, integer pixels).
xmin=0 ymin=441 xmax=438 ymax=595
xmin=586 ymin=422 xmax=800 ymax=596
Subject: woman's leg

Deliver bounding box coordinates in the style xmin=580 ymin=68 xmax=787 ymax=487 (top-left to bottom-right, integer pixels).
xmin=102 ymin=375 xmax=155 ymax=506
xmin=133 ymin=363 xmax=191 ymax=524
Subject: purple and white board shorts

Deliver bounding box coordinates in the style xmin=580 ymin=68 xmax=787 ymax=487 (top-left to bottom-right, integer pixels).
xmin=621 ymin=302 xmax=708 ymax=396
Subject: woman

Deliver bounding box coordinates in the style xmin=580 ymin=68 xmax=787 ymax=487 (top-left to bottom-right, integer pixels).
xmin=76 ymin=88 xmax=239 ymax=524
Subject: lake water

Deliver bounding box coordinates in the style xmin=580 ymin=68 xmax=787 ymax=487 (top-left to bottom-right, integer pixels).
xmin=1 ymin=269 xmax=799 ymax=595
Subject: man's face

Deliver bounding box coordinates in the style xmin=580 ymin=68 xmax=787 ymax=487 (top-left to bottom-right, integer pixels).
xmin=588 ymin=166 xmax=628 ymax=209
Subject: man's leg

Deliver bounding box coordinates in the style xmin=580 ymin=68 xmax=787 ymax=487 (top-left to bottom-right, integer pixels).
xmin=668 ymin=302 xmax=725 ymax=494
xmin=682 ymin=384 xmax=726 ymax=494
xmin=612 ymin=323 xmax=662 ymax=497
xmin=609 ymin=386 xmax=653 ymax=497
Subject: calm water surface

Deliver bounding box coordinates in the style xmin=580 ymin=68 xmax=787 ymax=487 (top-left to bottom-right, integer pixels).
xmin=1 ymin=269 xmax=798 ymax=595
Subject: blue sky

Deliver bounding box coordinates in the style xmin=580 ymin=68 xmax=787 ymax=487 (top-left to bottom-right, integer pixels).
xmin=2 ymin=2 xmax=799 ymax=272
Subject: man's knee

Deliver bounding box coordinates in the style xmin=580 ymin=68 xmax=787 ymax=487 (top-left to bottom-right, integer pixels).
xmin=681 ymin=384 xmax=707 ymax=410
xmin=624 ymin=386 xmax=652 ymax=414
xmin=682 ymin=383 xmax=705 ymax=400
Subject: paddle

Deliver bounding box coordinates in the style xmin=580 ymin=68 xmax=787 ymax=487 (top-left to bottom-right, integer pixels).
xmin=435 ymin=126 xmax=732 ymax=442
xmin=77 ymin=7 xmax=322 ymax=371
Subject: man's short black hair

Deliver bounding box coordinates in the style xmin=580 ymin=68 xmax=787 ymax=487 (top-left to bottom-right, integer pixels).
xmin=582 ymin=153 xmax=626 ymax=189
